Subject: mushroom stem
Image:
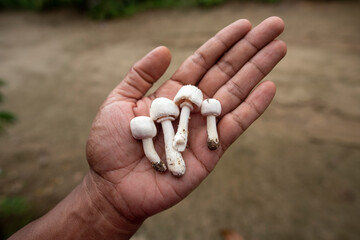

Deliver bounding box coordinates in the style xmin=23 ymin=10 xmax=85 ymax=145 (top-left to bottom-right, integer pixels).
xmin=161 ymin=119 xmax=186 ymax=176
xmin=173 ymin=103 xmax=192 ymax=152
xmin=206 ymin=115 xmax=219 ymax=150
xmin=142 ymin=138 xmax=167 ymax=172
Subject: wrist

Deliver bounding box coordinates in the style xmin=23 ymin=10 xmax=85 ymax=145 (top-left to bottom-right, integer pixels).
xmin=82 ymin=170 xmax=143 ymax=239
xmin=9 ymin=171 xmax=142 ymax=240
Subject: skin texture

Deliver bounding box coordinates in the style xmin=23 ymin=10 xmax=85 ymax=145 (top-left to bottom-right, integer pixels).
xmin=9 ymin=17 xmax=286 ymax=240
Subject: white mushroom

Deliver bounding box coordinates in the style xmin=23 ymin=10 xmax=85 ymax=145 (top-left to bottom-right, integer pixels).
xmin=150 ymin=97 xmax=185 ymax=176
xmin=201 ymin=99 xmax=221 ymax=150
xmin=173 ymin=85 xmax=203 ymax=152
xmin=130 ymin=116 xmax=167 ymax=172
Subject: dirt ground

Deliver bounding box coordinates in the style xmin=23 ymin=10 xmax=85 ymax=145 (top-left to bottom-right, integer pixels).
xmin=0 ymin=1 xmax=359 ymax=239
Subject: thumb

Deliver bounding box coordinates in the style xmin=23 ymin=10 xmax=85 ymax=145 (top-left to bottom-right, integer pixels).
xmin=108 ymin=46 xmax=171 ymax=103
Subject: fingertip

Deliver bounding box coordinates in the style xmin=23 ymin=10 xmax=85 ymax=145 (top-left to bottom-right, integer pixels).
xmin=149 ymin=46 xmax=172 ymax=65
xmin=134 ymin=46 xmax=171 ymax=81
xmin=267 ymin=16 xmax=285 ymax=33
xmin=277 ymin=39 xmax=287 ymax=56
xmin=272 ymin=39 xmax=287 ymax=59
xmin=113 ymin=46 xmax=172 ymax=102
xmin=155 ymin=46 xmax=171 ymax=57
xmin=263 ymin=80 xmax=277 ymax=94
xmin=267 ymin=16 xmax=285 ymax=27
xmin=245 ymin=16 xmax=285 ymax=50
xmin=256 ymin=80 xmax=277 ymax=104
xmin=236 ymin=18 xmax=252 ymax=31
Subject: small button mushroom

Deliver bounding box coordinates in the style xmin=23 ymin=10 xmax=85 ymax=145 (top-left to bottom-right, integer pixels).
xmin=173 ymin=85 xmax=203 ymax=152
xmin=201 ymin=99 xmax=221 ymax=150
xmin=130 ymin=116 xmax=167 ymax=172
xmin=150 ymin=97 xmax=185 ymax=177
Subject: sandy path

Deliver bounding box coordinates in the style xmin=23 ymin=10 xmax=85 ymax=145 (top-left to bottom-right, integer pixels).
xmin=0 ymin=1 xmax=359 ymax=239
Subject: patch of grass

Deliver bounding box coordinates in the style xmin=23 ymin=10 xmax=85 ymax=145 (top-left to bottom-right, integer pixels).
xmin=87 ymin=0 xmax=226 ymax=19
xmin=0 ymin=0 xmax=283 ymax=19
xmin=0 ymin=79 xmax=16 ymax=134
xmin=0 ymin=0 xmax=85 ymax=11
xmin=0 ymin=196 xmax=35 ymax=239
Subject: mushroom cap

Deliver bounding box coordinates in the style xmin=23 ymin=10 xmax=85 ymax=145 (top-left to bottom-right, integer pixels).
xmin=130 ymin=116 xmax=157 ymax=139
xmin=173 ymin=85 xmax=203 ymax=110
xmin=150 ymin=97 xmax=179 ymax=122
xmin=201 ymin=98 xmax=221 ymax=116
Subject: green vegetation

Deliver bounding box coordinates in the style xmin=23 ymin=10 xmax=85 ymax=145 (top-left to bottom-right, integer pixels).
xmin=0 ymin=197 xmax=35 ymax=238
xmin=0 ymin=79 xmax=16 ymax=133
xmin=0 ymin=81 xmax=20 ymax=238
xmin=87 ymin=0 xmax=228 ymax=19
xmin=0 ymin=0 xmax=85 ymax=11
xmin=0 ymin=0 xmax=281 ymax=19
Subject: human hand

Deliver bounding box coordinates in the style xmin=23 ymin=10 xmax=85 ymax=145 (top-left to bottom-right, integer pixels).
xmin=85 ymin=16 xmax=286 ymax=235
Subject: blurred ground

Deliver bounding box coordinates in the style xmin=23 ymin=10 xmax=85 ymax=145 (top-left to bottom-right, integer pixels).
xmin=0 ymin=1 xmax=360 ymax=239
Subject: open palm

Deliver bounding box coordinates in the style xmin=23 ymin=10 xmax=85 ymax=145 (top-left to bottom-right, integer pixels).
xmin=85 ymin=17 xmax=286 ymax=224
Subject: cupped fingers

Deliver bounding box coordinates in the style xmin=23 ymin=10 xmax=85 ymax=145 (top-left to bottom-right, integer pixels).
xmin=218 ymin=81 xmax=276 ymax=152
xmin=198 ymin=16 xmax=285 ymax=98
xmin=214 ymin=39 xmax=286 ymax=117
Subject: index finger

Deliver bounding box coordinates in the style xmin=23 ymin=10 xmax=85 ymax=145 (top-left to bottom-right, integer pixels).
xmin=169 ymin=19 xmax=252 ymax=86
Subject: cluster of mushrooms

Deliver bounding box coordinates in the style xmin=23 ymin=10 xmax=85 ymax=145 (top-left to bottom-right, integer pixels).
xmin=130 ymin=85 xmax=221 ymax=177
